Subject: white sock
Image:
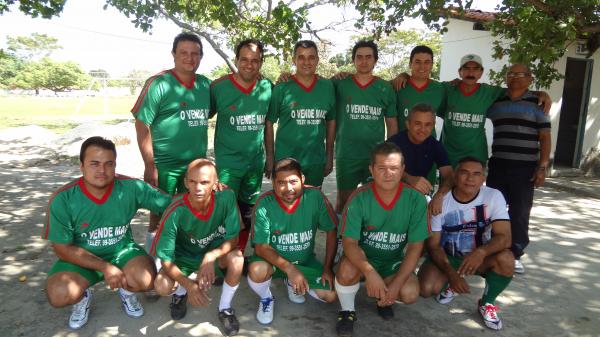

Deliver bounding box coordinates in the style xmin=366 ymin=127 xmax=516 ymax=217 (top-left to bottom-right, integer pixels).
xmin=335 ymin=277 xmax=359 ymax=312
xmin=219 ymin=281 xmax=240 ymax=311
xmin=145 ymin=232 xmax=155 ymax=254
xmin=247 ymin=276 xmax=272 ymax=299
xmin=119 ymin=288 xmax=134 ymax=297
xmin=174 ymin=284 xmax=187 ymax=296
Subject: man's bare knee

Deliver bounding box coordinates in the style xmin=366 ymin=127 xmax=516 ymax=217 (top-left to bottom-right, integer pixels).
xmin=493 ymin=250 xmax=515 ymax=276
xmin=247 ymin=261 xmax=272 ymax=282
xmin=46 ymin=274 xmax=87 ymax=307
xmin=336 ymin=258 xmax=361 ymax=285
xmin=154 ymin=272 xmax=175 ymax=296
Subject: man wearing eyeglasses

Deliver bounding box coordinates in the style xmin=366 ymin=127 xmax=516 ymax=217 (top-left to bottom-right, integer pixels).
xmin=485 ymin=63 xmax=551 ymax=275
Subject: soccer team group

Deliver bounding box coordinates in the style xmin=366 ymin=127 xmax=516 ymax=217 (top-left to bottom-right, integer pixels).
xmin=42 ymin=32 xmax=552 ymax=336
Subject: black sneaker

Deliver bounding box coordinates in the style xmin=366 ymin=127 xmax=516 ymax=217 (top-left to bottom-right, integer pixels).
xmin=336 ymin=311 xmax=356 ymax=337
xmin=376 ymin=305 xmax=394 ymax=320
xmin=170 ymin=294 xmax=187 ymax=320
xmin=218 ymin=308 xmax=240 ymax=336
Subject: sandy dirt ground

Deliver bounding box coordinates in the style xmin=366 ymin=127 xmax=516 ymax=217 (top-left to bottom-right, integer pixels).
xmin=1 ymin=122 xmax=599 ymax=337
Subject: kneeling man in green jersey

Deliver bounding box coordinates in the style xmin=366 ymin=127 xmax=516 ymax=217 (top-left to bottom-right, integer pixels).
xmin=248 ymin=158 xmax=338 ymax=325
xmin=43 ymin=136 xmax=172 ymax=329
xmin=418 ymin=157 xmax=514 ymax=331
xmin=335 ymin=142 xmax=429 ymax=337
xmin=151 ymin=159 xmax=244 ymax=336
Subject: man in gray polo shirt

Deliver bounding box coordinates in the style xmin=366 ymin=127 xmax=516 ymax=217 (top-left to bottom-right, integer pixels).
xmin=486 ymin=63 xmax=551 ymax=274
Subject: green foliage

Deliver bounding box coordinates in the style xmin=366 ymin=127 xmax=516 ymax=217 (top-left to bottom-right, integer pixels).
xmin=0 ymin=0 xmax=66 ymax=18
xmin=13 ymin=57 xmax=89 ymax=93
xmin=0 ymin=52 xmax=23 ymax=89
xmin=6 ymin=32 xmax=62 ymax=60
xmin=209 ymin=57 xmax=291 ymax=82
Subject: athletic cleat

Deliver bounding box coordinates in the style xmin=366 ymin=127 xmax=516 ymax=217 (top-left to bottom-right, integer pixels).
xmin=256 ymin=296 xmax=274 ymax=324
xmin=69 ymin=288 xmax=92 ymax=330
xmin=514 ymin=260 xmax=525 ymax=274
xmin=285 ymin=278 xmax=306 ymax=304
xmin=435 ymin=287 xmax=457 ymax=304
xmin=376 ymin=305 xmax=394 ymax=320
xmin=119 ymin=290 xmax=144 ymax=318
xmin=336 ymin=310 xmax=356 ymax=337
xmin=170 ymin=293 xmax=188 ymax=320
xmin=218 ymin=308 xmax=240 ymax=336
xmin=478 ymin=300 xmax=503 ymax=330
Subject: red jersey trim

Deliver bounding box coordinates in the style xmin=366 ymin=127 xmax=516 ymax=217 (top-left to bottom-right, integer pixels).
xmin=229 ymin=73 xmax=256 ymax=94
xmin=78 ymin=177 xmax=114 ymax=205
xmin=371 ymin=182 xmax=404 ymax=211
xmin=340 ymin=184 xmax=371 ymax=236
xmin=131 ymin=70 xmax=169 ymax=114
xmin=274 ymin=191 xmax=302 ymax=214
xmin=292 ymin=75 xmax=317 ymax=92
xmin=169 ymin=69 xmax=196 ymax=89
xmin=250 ymin=191 xmax=276 ymax=241
xmin=352 ymin=75 xmax=376 ymax=89
xmin=183 ymin=192 xmax=215 ymax=221
xmin=459 ymin=83 xmax=481 ymax=97
xmin=409 ymin=78 xmax=430 ymax=93
xmin=43 ymin=178 xmax=80 ymax=239
xmin=150 ymin=199 xmax=185 ymax=256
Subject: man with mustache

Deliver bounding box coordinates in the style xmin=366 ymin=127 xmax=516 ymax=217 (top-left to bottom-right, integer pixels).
xmin=151 ymin=159 xmax=243 ymax=336
xmin=43 ymin=137 xmax=172 ymax=329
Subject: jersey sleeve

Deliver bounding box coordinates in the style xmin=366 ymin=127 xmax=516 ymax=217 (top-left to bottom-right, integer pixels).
xmin=489 ymin=189 xmax=510 ymax=221
xmin=44 ymin=193 xmax=74 ymax=244
xmin=339 ymin=193 xmax=363 ymax=240
xmin=222 ymin=190 xmax=242 ymax=241
xmin=135 ymin=179 xmax=172 ymax=215
xmin=153 ymin=208 xmax=178 ymax=262
xmin=251 ymin=200 xmax=271 ymax=245
xmin=407 ymin=191 xmax=429 ymax=242
xmin=317 ymin=190 xmax=337 ymax=232
xmin=209 ymin=83 xmax=218 ymax=118
xmin=132 ymin=77 xmax=163 ymax=126
xmin=383 ymin=82 xmax=398 ymax=118
xmin=266 ymin=84 xmax=282 ymax=123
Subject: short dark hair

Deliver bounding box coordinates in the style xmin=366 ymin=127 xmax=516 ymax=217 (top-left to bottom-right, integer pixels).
xmin=370 ymin=142 xmax=404 ymax=166
xmin=407 ymin=103 xmax=435 ymax=121
xmin=352 ymin=40 xmax=378 ymax=61
xmin=80 ymin=136 xmax=116 ymax=163
xmin=293 ymin=40 xmax=318 ymax=56
xmin=172 ymin=32 xmax=203 ymax=56
xmin=409 ymin=45 xmax=434 ymax=63
xmin=273 ymin=157 xmax=303 ymax=179
xmin=235 ymin=39 xmax=265 ymax=61
xmin=457 ymin=156 xmax=486 ymax=170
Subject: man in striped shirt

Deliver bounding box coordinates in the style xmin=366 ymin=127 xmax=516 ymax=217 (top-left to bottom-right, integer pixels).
xmin=486 ymin=63 xmax=551 ymax=274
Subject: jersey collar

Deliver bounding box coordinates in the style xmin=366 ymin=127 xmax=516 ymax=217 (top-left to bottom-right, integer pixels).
xmin=78 ymin=177 xmax=114 ymax=205
xmin=184 ymin=192 xmax=215 ymax=221
xmin=169 ymin=69 xmax=195 ymax=89
xmin=229 ymin=73 xmax=256 ymax=94
xmin=459 ymin=82 xmax=481 ymax=97
xmin=274 ymin=191 xmax=302 ymax=214
xmin=371 ymin=182 xmax=404 ymax=211
xmin=408 ymin=78 xmax=430 ymax=92
xmin=292 ymin=75 xmax=317 ymax=92
xmin=352 ymin=75 xmax=376 ymax=89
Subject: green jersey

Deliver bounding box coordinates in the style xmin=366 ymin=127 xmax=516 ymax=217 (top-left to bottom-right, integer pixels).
xmin=132 ymin=70 xmax=211 ymax=168
xmin=151 ymin=189 xmax=241 ymax=269
xmin=396 ymin=79 xmax=446 ymax=134
xmin=211 ymin=74 xmax=272 ymax=170
xmin=333 ymin=76 xmax=397 ymax=160
xmin=267 ymin=75 xmax=335 ymax=166
xmin=441 ymin=83 xmax=504 ymax=166
xmin=43 ymin=176 xmax=171 ymax=259
xmin=252 ymin=187 xmax=337 ymax=264
xmin=339 ymin=183 xmax=428 ymax=262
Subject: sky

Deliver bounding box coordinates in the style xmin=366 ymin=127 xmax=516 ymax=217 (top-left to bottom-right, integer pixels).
xmin=0 ymin=0 xmax=497 ymax=77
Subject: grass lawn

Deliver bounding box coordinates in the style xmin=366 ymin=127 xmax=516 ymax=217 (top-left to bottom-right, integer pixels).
xmin=0 ymin=95 xmax=135 ymax=133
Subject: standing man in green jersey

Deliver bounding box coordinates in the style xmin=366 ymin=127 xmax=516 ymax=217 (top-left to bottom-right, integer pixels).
xmin=43 ymin=137 xmax=172 ymax=330
xmin=210 ymin=39 xmax=272 ymax=254
xmin=265 ymin=40 xmax=335 ymax=187
xmin=151 ymin=159 xmax=244 ymax=335
xmin=132 ymin=32 xmax=211 ymax=248
xmin=333 ymin=40 xmax=398 ymax=214
xmin=248 ymin=158 xmax=338 ymax=325
xmin=335 ymin=142 xmax=428 ymax=337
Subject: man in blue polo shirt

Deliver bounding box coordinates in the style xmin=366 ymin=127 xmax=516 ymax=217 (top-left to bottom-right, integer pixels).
xmin=486 ymin=63 xmax=551 ymax=274
xmin=387 ymin=103 xmax=453 ymax=215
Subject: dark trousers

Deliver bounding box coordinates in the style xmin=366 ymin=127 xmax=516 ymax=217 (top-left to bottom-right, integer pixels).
xmin=486 ymin=158 xmax=536 ymax=259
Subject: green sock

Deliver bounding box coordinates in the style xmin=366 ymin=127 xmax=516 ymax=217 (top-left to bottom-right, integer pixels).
xmin=481 ymin=271 xmax=513 ymax=304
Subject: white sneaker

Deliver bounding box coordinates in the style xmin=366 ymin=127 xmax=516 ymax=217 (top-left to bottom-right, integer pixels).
xmin=514 ymin=260 xmax=525 ymax=274
xmin=69 ymin=289 xmax=92 ymax=330
xmin=256 ymin=296 xmax=274 ymax=324
xmin=285 ymin=278 xmax=305 ymax=304
xmin=478 ymin=300 xmax=503 ymax=330
xmin=435 ymin=287 xmax=456 ymax=305
xmin=119 ymin=289 xmax=144 ymax=318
